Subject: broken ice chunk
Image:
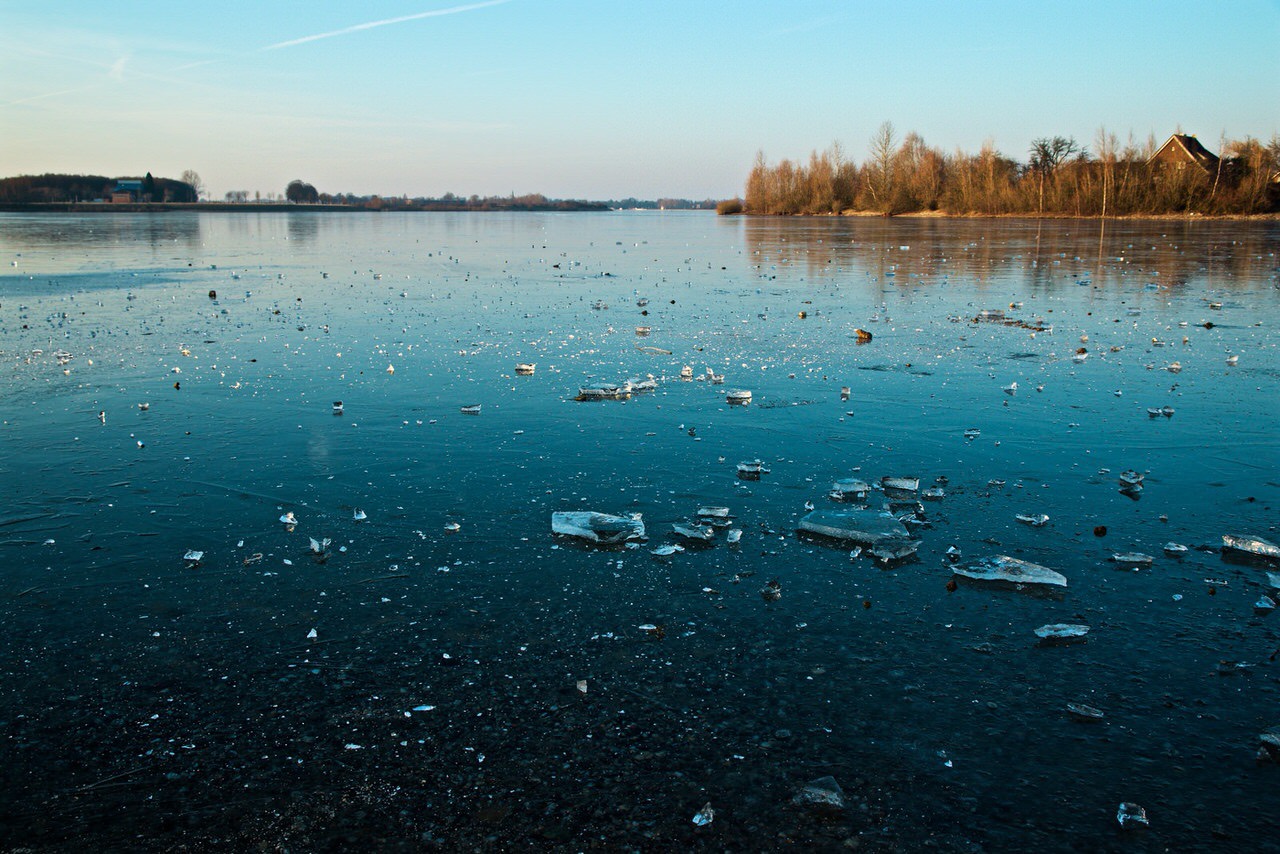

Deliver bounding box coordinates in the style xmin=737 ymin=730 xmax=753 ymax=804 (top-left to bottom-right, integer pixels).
xmin=443 ymin=521 xmax=461 ymax=533
xmin=760 ymin=580 xmax=782 ymax=602
xmin=182 ymin=549 xmax=204 ymax=564
xmin=1222 ymin=533 xmax=1280 ymax=562
xmin=797 ymin=508 xmax=910 ymax=546
xmin=650 ymin=544 xmax=685 ymax=557
xmin=736 ymin=459 xmax=769 ymax=479
xmin=1111 ymin=552 xmax=1154 ymax=570
xmin=309 ymin=537 xmax=332 ymax=555
xmin=551 ymin=511 xmax=646 ymax=544
xmin=1118 ymin=470 xmax=1145 ymax=490
xmin=1035 ymin=623 xmax=1090 ymax=644
xmin=696 ymin=506 xmax=730 ymax=519
xmin=1116 ymin=802 xmax=1148 ymax=829
xmin=953 ymin=555 xmax=1067 ymax=588
xmin=280 ymin=511 xmax=297 ymax=527
xmin=726 ymin=389 xmax=752 ymax=405
xmin=792 ymin=776 xmax=846 ymax=815
xmin=726 ymin=529 xmax=743 ymax=544
xmin=1015 ymin=513 xmax=1050 ymax=527
xmin=881 ymin=476 xmax=919 ymax=495
xmin=353 ymin=508 xmax=367 ymax=521
xmin=1066 ymin=702 xmax=1105 ymax=722
xmin=514 ymin=362 xmax=536 ymax=375
xmin=830 ymin=478 xmax=871 ymax=503
xmin=691 ymin=802 xmax=714 ymax=827
xmin=867 ymin=538 xmax=921 ymax=566
xmin=1162 ymin=542 xmax=1187 ymax=557
xmin=460 ymin=404 xmax=481 ymax=415
xmin=672 ymin=523 xmax=714 ymax=542
xmin=1003 ymin=381 xmax=1018 ymax=395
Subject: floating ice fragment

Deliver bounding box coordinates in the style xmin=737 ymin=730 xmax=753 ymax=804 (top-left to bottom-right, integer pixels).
xmin=680 ymin=365 xmax=694 ymax=380
xmin=1003 ymin=381 xmax=1018 ymax=395
xmin=307 ymin=628 xmax=317 ymax=639
xmin=868 ymin=539 xmax=921 ymax=566
xmin=726 ymin=389 xmax=752 ymax=405
xmin=460 ymin=404 xmax=481 ymax=415
xmin=1226 ymin=355 xmax=1238 ymax=366
xmin=650 ymin=544 xmax=685 ymax=556
xmin=830 ymin=478 xmax=871 ymax=502
xmin=1222 ymin=533 xmax=1280 ymax=561
xmin=551 ymin=511 xmax=645 ymax=544
xmin=1066 ymin=702 xmax=1105 ymax=721
xmin=386 ymin=364 xmax=394 ymax=374
xmin=280 ymin=511 xmax=297 ymax=526
xmin=953 ymin=555 xmax=1067 ymax=588
xmin=1035 ymin=623 xmax=1090 ymax=643
xmin=576 ymin=679 xmax=588 ymax=694
xmin=726 ymin=529 xmax=742 ymax=544
xmin=1166 ymin=361 xmax=1181 ymax=373
xmin=881 ymin=476 xmax=919 ymax=494
xmin=792 ymin=776 xmax=846 ymax=815
xmin=696 ymin=506 xmax=730 ymax=519
xmin=1116 ymin=802 xmax=1149 ymax=829
xmin=963 ymin=428 xmax=981 ymax=440
xmin=515 ymin=362 xmax=536 ymax=374
xmin=353 ymin=508 xmax=367 ymax=521
xmin=183 ymin=549 xmax=204 ymax=564
xmin=332 ymin=401 xmax=343 ymax=414
xmin=1163 ymin=542 xmax=1187 ymax=557
xmin=1015 ymin=513 xmax=1050 ymax=527
xmin=797 ymin=508 xmax=910 ymax=545
xmin=309 ymin=537 xmax=331 ymax=554
xmin=412 ymin=705 xmax=435 ymax=712
xmin=1119 ymin=470 xmax=1145 ymax=489
xmin=672 ymin=523 xmax=714 ymax=541
xmin=921 ymin=486 xmax=945 ymax=500
xmin=1111 ymin=552 xmax=1154 ymax=569
xmin=444 ymin=521 xmax=461 ymax=533
xmin=736 ymin=459 xmax=769 ymax=479
xmin=760 ymin=580 xmax=782 ymax=602
xmin=1255 ymin=596 xmax=1276 ymax=614
xmin=692 ymin=802 xmax=714 ymax=827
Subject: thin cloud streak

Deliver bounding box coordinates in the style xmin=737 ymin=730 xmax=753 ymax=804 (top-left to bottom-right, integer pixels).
xmin=262 ymin=0 xmax=512 ymax=51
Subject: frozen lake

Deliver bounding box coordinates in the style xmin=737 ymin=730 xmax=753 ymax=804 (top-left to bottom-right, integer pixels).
xmin=2 ymin=210 xmax=1278 ymax=850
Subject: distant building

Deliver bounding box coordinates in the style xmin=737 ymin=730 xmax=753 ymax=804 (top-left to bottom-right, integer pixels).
xmin=111 ymin=179 xmax=144 ymax=203
xmin=1147 ymin=134 xmax=1220 ymax=176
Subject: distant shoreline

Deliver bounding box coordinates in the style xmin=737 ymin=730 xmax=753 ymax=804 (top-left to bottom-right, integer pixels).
xmin=0 ymin=201 xmax=611 ymax=213
xmin=728 ymin=209 xmax=1280 ymax=222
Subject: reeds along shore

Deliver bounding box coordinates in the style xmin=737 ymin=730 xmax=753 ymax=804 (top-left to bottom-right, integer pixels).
xmin=738 ymin=126 xmax=1280 ymax=217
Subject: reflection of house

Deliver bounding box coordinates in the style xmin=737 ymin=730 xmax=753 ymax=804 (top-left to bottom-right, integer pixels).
xmin=1147 ymin=134 xmax=1220 ymax=175
xmin=111 ymin=180 xmax=144 ymax=203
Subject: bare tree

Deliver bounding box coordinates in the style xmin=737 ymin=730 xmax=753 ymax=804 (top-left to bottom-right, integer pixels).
xmin=1094 ymin=127 xmax=1117 ymax=217
xmin=180 ymin=169 xmax=205 ymax=201
xmin=1029 ymin=136 xmax=1079 ymax=214
xmin=867 ymin=121 xmax=897 ymax=213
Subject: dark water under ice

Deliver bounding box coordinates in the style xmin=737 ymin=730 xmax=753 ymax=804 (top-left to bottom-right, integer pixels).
xmin=1 ymin=210 xmax=1278 ymax=850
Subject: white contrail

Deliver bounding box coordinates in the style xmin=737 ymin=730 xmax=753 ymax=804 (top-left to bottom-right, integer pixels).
xmin=262 ymin=0 xmax=512 ymax=51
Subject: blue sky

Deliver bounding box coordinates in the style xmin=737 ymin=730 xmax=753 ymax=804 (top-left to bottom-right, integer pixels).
xmin=2 ymin=1 xmax=1277 ymax=200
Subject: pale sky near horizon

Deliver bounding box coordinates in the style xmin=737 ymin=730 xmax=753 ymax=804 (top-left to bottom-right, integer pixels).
xmin=2 ymin=0 xmax=1277 ymax=200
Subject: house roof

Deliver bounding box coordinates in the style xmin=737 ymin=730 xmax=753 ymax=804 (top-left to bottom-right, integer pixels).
xmin=1148 ymin=134 xmax=1220 ymax=172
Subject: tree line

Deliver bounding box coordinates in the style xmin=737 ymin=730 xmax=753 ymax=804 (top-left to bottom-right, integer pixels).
xmin=0 ymin=173 xmax=199 ymax=204
xmin=739 ymin=124 xmax=1280 ymax=216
